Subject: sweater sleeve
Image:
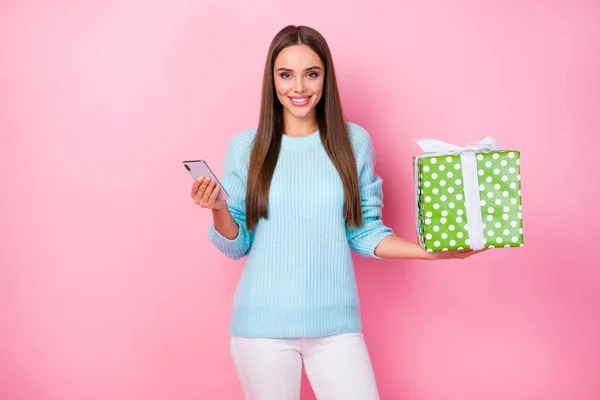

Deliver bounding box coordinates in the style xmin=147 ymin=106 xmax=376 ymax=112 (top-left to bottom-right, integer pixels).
xmin=208 ymin=133 xmax=254 ymax=260
xmin=345 ymin=124 xmax=394 ymax=258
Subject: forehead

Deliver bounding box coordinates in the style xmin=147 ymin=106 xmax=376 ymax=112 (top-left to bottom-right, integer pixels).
xmin=274 ymin=44 xmax=323 ymax=69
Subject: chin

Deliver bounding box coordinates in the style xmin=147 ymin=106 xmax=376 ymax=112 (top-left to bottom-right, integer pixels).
xmin=288 ymin=108 xmax=314 ymax=119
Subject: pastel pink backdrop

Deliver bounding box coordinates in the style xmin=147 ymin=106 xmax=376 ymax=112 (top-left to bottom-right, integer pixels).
xmin=1 ymin=1 xmax=598 ymax=399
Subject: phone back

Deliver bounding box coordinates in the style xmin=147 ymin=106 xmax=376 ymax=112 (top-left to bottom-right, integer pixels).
xmin=183 ymin=160 xmax=229 ymax=201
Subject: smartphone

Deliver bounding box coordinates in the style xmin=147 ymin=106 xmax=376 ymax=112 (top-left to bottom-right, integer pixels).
xmin=183 ymin=159 xmax=229 ymax=201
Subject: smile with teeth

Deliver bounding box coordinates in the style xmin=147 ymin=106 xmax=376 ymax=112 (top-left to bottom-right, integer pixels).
xmin=289 ymin=96 xmax=311 ymax=106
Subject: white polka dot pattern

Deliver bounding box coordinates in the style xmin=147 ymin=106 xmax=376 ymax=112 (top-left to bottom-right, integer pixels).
xmin=417 ymin=151 xmax=523 ymax=251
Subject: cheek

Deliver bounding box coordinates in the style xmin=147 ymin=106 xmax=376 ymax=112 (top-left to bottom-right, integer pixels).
xmin=274 ymin=79 xmax=291 ymax=96
xmin=309 ymin=79 xmax=324 ymax=96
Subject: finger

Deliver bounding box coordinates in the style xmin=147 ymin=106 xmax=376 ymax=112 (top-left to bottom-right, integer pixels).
xmin=191 ymin=176 xmax=205 ymax=197
xmin=202 ymin=179 xmax=216 ymax=203
xmin=193 ymin=179 xmax=210 ymax=206
xmin=209 ymin=185 xmax=220 ymax=202
xmin=197 ymin=177 xmax=211 ymax=199
xmin=203 ymin=185 xmax=220 ymax=209
xmin=446 ymin=250 xmax=470 ymax=259
xmin=466 ymin=249 xmax=486 ymax=254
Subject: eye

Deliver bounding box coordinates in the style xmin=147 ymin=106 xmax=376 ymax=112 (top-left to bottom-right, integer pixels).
xmin=307 ymin=72 xmax=319 ymax=78
xmin=280 ymin=72 xmax=291 ymax=78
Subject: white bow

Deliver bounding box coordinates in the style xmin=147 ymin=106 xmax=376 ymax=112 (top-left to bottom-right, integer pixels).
xmin=414 ymin=136 xmax=501 ymax=155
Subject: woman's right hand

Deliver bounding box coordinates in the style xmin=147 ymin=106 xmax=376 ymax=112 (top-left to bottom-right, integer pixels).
xmin=191 ymin=177 xmax=226 ymax=210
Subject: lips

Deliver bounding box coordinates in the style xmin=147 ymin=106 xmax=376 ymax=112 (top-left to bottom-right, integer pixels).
xmin=288 ymin=96 xmax=311 ymax=107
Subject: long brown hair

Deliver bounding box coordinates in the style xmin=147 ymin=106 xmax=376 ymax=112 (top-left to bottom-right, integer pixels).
xmin=245 ymin=25 xmax=362 ymax=231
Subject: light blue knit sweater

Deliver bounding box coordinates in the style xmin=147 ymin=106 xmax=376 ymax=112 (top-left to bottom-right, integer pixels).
xmin=208 ymin=122 xmax=394 ymax=338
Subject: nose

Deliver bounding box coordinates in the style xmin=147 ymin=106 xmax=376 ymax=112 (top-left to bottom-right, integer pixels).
xmin=294 ymin=76 xmax=305 ymax=92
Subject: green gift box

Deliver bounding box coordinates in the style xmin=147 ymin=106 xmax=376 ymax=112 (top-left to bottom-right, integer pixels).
xmin=413 ymin=137 xmax=524 ymax=252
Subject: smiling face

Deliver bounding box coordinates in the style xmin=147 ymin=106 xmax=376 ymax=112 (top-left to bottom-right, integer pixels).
xmin=273 ymin=44 xmax=325 ymax=123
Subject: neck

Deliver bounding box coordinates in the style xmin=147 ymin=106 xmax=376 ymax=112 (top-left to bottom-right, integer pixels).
xmin=282 ymin=111 xmax=318 ymax=137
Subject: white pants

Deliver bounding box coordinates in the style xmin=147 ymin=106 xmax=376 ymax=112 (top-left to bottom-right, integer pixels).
xmin=229 ymin=332 xmax=380 ymax=400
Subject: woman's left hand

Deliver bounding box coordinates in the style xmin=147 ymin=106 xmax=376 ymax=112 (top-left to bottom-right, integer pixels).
xmin=426 ymin=248 xmax=488 ymax=260
xmin=374 ymin=235 xmax=490 ymax=260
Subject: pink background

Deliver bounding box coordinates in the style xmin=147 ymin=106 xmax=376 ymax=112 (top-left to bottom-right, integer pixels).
xmin=1 ymin=1 xmax=599 ymax=399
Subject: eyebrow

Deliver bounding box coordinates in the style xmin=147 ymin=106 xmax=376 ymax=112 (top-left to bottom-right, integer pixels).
xmin=276 ymin=66 xmax=322 ymax=72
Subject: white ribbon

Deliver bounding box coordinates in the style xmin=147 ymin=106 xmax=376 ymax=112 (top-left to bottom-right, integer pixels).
xmin=413 ymin=136 xmax=501 ymax=250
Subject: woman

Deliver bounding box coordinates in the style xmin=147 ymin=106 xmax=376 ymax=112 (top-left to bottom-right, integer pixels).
xmin=190 ymin=25 xmax=483 ymax=400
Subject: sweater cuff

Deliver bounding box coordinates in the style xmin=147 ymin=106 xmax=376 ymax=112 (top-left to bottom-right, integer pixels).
xmin=352 ymin=228 xmax=394 ymax=259
xmin=208 ymin=223 xmax=247 ymax=259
